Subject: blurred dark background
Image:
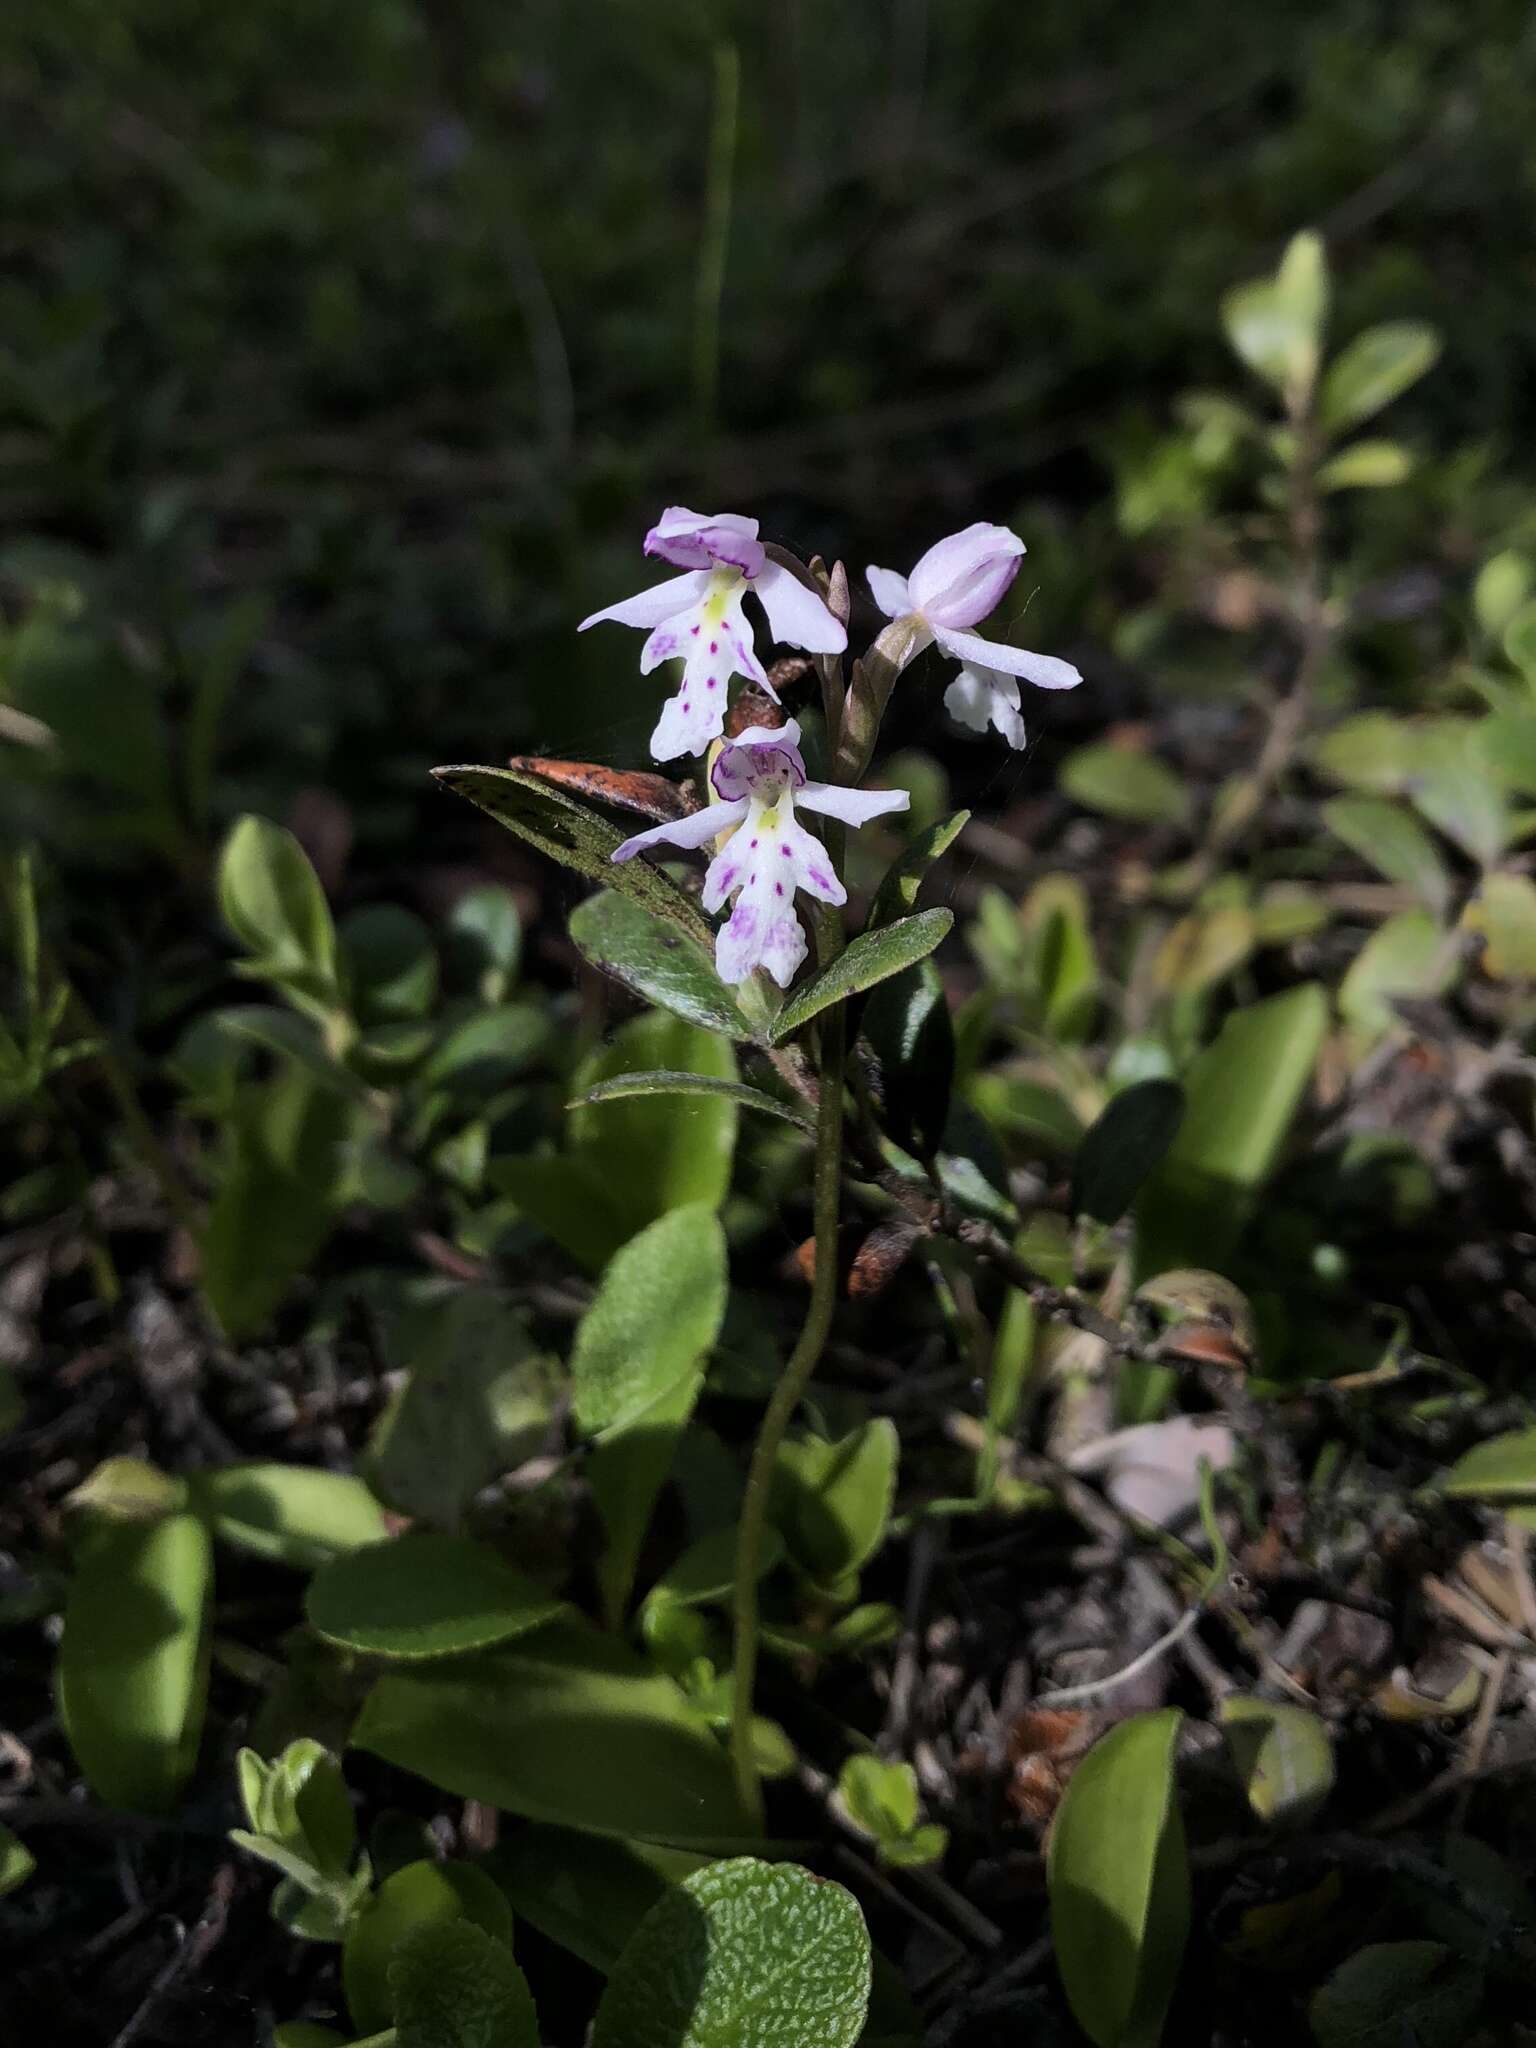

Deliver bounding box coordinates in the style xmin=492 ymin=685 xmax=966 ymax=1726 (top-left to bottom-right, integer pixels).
xmin=2 ymin=0 xmax=1534 ymax=856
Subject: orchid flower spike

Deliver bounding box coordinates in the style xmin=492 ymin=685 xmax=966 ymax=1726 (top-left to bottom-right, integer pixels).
xmin=611 ymin=719 xmax=908 ymax=988
xmin=579 ymin=508 xmax=848 ymax=764
xmin=865 ymin=522 xmax=1081 ymax=748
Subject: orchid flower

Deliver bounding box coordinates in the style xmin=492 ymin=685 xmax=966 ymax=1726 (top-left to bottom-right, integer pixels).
xmin=579 ymin=508 xmax=848 ymax=763
xmin=865 ymin=521 xmax=1081 ymax=748
xmin=611 ymin=719 xmax=908 ymax=987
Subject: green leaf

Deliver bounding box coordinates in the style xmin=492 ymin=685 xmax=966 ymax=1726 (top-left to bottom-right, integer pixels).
xmin=863 ymin=960 xmax=954 ymax=1159
xmin=571 ymin=1204 xmax=727 ymax=1438
xmin=1309 ymin=1940 xmax=1476 ymax=2048
xmin=1151 ymin=904 xmax=1255 ymax=999
xmin=1316 ymin=440 xmax=1413 ymax=491
xmin=341 ymin=904 xmax=438 ymax=1023
xmin=351 ymin=1616 xmax=757 ymax=1846
xmin=590 ymin=1365 xmax=706 ymax=1630
xmin=1311 ymin=713 xmax=1422 ymax=794
xmin=364 ymin=1292 xmax=556 ymax=1531
xmin=191 ymin=1462 xmax=387 ymax=1570
xmin=217 ymin=814 xmax=340 ymax=1011
xmin=393 ymin=1917 xmax=540 ymax=2048
xmin=344 ymin=1857 xmax=513 ymax=2037
xmin=1220 ymin=230 xmax=1327 ymax=398
xmin=591 ymin=1857 xmax=871 ymax=2048
xmin=570 ymin=1070 xmax=814 ymax=1134
xmin=58 ymin=1510 xmax=211 ymax=1813
xmin=433 ymin=764 xmax=713 ymax=946
xmin=490 ymin=1825 xmax=708 ymax=1974
xmin=772 ymin=1420 xmax=898 ymax=1589
xmin=771 ymin=909 xmax=952 ymax=1043
xmin=1319 ymin=321 xmax=1440 ymax=433
xmin=1475 ymin=710 xmax=1536 ymax=798
xmin=1474 ymin=552 xmax=1532 ymax=641
xmin=1219 ymin=1697 xmax=1334 ymax=1827
xmin=868 ymin=810 xmax=970 ymax=927
xmin=1462 ymin=871 xmax=1536 ymax=980
xmin=1439 ymin=1427 xmax=1536 ymax=1500
xmin=307 ymin=1533 xmax=564 ymax=1660
xmin=642 ymin=1525 xmax=786 ymax=1615
xmin=1407 ymin=719 xmax=1512 ymax=866
xmin=1339 ymin=910 xmax=1456 ymax=1043
xmin=1136 ymin=984 xmax=1327 ymax=1280
xmin=1048 ymin=1708 xmax=1189 ymax=2048
xmin=1059 ymin=744 xmax=1190 ymax=827
xmin=570 ymin=889 xmax=757 ymax=1041
xmin=0 ymin=1822 xmax=35 ymax=1897
xmin=840 ymin=1754 xmax=919 ymax=1841
xmin=1072 ymin=1080 xmax=1185 ymax=1227
xmin=1322 ymin=795 xmax=1451 ymax=916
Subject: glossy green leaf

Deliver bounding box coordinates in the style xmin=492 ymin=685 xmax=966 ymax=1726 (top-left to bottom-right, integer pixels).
xmin=1219 ymin=1696 xmax=1334 ymax=1826
xmin=570 ymin=889 xmax=757 ymax=1040
xmin=364 ymin=1293 xmax=556 ymax=1531
xmin=393 ymin=1917 xmax=540 ymax=2048
xmin=1322 ymin=795 xmax=1451 ymax=915
xmin=490 ymin=1825 xmax=708 ymax=1974
xmin=1309 ymin=1940 xmax=1475 ymax=2048
xmin=1316 ymin=440 xmax=1412 ymax=491
xmin=343 ymin=1857 xmax=513 ymax=2037
xmin=771 ymin=909 xmax=952 ymax=1043
xmin=192 ymin=1461 xmax=387 ymax=1570
xmin=840 ymin=1754 xmax=919 ymax=1840
xmin=863 ymin=960 xmax=954 ymax=1159
xmin=571 ymin=1203 xmax=727 ymax=1438
xmin=772 ymin=1420 xmax=898 ymax=1589
xmin=591 ymin=1857 xmax=871 ymax=2048
xmin=1339 ymin=910 xmax=1456 ymax=1042
xmin=307 ymin=1533 xmax=564 ymax=1659
xmin=570 ymin=1069 xmax=814 ymax=1134
xmin=869 ymin=810 xmax=971 ymax=927
xmin=58 ymin=1510 xmax=211 ymax=1813
xmin=1049 ymin=1708 xmax=1189 ymax=2048
xmin=1439 ymin=1427 xmax=1536 ymax=1500
xmin=1319 ymin=320 xmax=1440 ymax=433
xmin=1137 ymin=984 xmax=1327 ymax=1279
xmin=0 ymin=1822 xmax=34 ymax=1897
xmin=1072 ymin=1080 xmax=1185 ymax=1227
xmin=433 ymin=764 xmax=712 ymax=945
xmin=352 ymin=1616 xmax=756 ymax=1846
xmin=1059 ymin=743 xmax=1190 ymax=827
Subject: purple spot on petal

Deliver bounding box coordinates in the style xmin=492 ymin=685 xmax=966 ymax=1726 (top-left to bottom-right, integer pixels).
xmin=691 ymin=624 xmax=700 ymax=635
xmin=780 ymin=843 xmax=791 ymax=856
xmin=775 ymin=882 xmax=785 ymax=896
xmin=750 ymin=838 xmax=758 ymax=848
xmin=707 ymin=677 xmax=717 ymax=689
xmin=710 ymin=640 xmax=718 ymax=652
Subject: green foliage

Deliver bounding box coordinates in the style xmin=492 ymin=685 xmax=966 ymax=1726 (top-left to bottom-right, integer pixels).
xmin=344 ymin=1859 xmax=515 ymax=2037
xmin=1220 ymin=1697 xmax=1335 ymax=1828
xmin=570 ymin=889 xmax=759 ymax=1041
xmin=392 ymin=1917 xmax=540 ymax=2048
xmin=191 ymin=1462 xmax=387 ymax=1570
xmin=838 ymin=1756 xmax=948 ymax=1869
xmin=306 ymin=1533 xmax=564 ymax=1660
xmin=1048 ymin=1710 xmax=1190 ymax=2048
xmin=771 ymin=909 xmax=954 ymax=1043
xmin=590 ymin=1857 xmax=871 ymax=2048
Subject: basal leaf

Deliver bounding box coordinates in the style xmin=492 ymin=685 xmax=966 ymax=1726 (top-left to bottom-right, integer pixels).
xmin=433 ymin=765 xmax=712 ymax=946
xmin=192 ymin=1462 xmax=387 ymax=1570
xmin=392 ymin=1917 xmax=540 ymax=2048
xmin=1219 ymin=1696 xmax=1335 ymax=1827
xmin=591 ymin=1857 xmax=871 ymax=2048
xmin=771 ymin=1420 xmax=899 ymax=1589
xmin=306 ymin=1532 xmax=565 ymax=1659
xmin=1049 ymin=1708 xmax=1189 ymax=2048
xmin=571 ymin=1203 xmax=727 ymax=1438
xmin=491 ymin=1825 xmax=707 ymax=1974
xmin=344 ymin=1857 xmax=513 ymax=2037
xmin=772 ymin=909 xmax=952 ymax=1043
xmin=569 ymin=889 xmax=757 ymax=1040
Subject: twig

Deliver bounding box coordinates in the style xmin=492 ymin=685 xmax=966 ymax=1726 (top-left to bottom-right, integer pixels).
xmin=106 ymin=1864 xmax=235 ymax=2048
xmin=1033 ymin=1603 xmax=1205 ymax=1708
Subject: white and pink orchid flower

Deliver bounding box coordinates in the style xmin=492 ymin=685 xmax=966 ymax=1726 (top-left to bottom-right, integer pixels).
xmin=579 ymin=508 xmax=848 ymax=764
xmin=611 ymin=719 xmax=908 ymax=988
xmin=865 ymin=522 xmax=1081 ymax=749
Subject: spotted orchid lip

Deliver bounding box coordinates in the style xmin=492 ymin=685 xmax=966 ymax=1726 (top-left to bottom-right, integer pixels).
xmin=710 ymin=736 xmax=807 ymax=802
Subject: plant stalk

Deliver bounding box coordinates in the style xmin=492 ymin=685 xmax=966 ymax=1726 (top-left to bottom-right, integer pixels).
xmin=730 ymin=998 xmax=846 ymax=1823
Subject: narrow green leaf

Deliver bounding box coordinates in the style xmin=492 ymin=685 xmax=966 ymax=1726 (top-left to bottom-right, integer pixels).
xmin=1439 ymin=1427 xmax=1536 ymax=1500
xmin=307 ymin=1533 xmax=564 ymax=1659
xmin=351 ymin=1616 xmax=757 ymax=1845
xmin=192 ymin=1461 xmax=387 ymax=1570
xmin=772 ymin=909 xmax=952 ymax=1043
xmin=1319 ymin=320 xmax=1440 ymax=433
xmin=217 ymin=814 xmax=340 ymax=1011
xmin=0 ymin=1822 xmax=35 ymax=1897
xmin=1316 ymin=440 xmax=1413 ymax=491
xmin=343 ymin=1857 xmax=513 ymax=2037
xmin=590 ymin=1366 xmax=706 ymax=1629
xmin=1049 ymin=1708 xmax=1189 ymax=2048
xmin=591 ymin=1857 xmax=871 ymax=2048
xmin=569 ymin=1069 xmax=814 ymax=1134
xmin=1072 ymin=1080 xmax=1185 ymax=1227
xmin=863 ymin=960 xmax=954 ymax=1159
xmin=1339 ymin=910 xmax=1457 ymax=1042
xmin=571 ymin=1204 xmax=727 ymax=1438
xmin=490 ymin=1826 xmax=707 ymax=1975
xmin=1323 ymin=795 xmax=1451 ymax=916
xmin=58 ymin=1511 xmax=211 ymax=1813
xmin=569 ymin=889 xmax=757 ymax=1040
xmin=1059 ymin=744 xmax=1190 ymax=827
xmin=393 ymin=1917 xmax=540 ymax=2048
xmin=433 ymin=765 xmax=712 ymax=946
xmin=869 ymin=810 xmax=971 ymax=927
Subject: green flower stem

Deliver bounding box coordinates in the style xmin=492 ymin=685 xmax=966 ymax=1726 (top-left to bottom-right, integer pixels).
xmin=730 ymin=993 xmax=846 ymax=1825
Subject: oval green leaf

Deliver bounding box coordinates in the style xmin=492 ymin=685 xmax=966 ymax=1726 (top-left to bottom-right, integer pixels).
xmin=571 ymin=1203 xmax=727 ymax=1439
xmin=1059 ymin=744 xmax=1190 ymax=827
xmin=1219 ymin=1696 xmax=1335 ymax=1827
xmin=307 ymin=1533 xmax=565 ymax=1659
xmin=1072 ymin=1080 xmax=1185 ymax=1227
xmin=771 ymin=909 xmax=952 ymax=1044
xmin=569 ymin=889 xmax=757 ymax=1041
xmin=393 ymin=1917 xmax=540 ymax=2048
xmin=343 ymin=1857 xmax=513 ymax=2037
xmin=193 ymin=1462 xmax=388 ymax=1570
xmin=1440 ymin=1427 xmax=1536 ymax=1501
xmin=1048 ymin=1707 xmax=1189 ymax=2048
xmin=590 ymin=1856 xmax=872 ymax=2048
xmin=1319 ymin=320 xmax=1440 ymax=434
xmin=1322 ymin=795 xmax=1451 ymax=916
